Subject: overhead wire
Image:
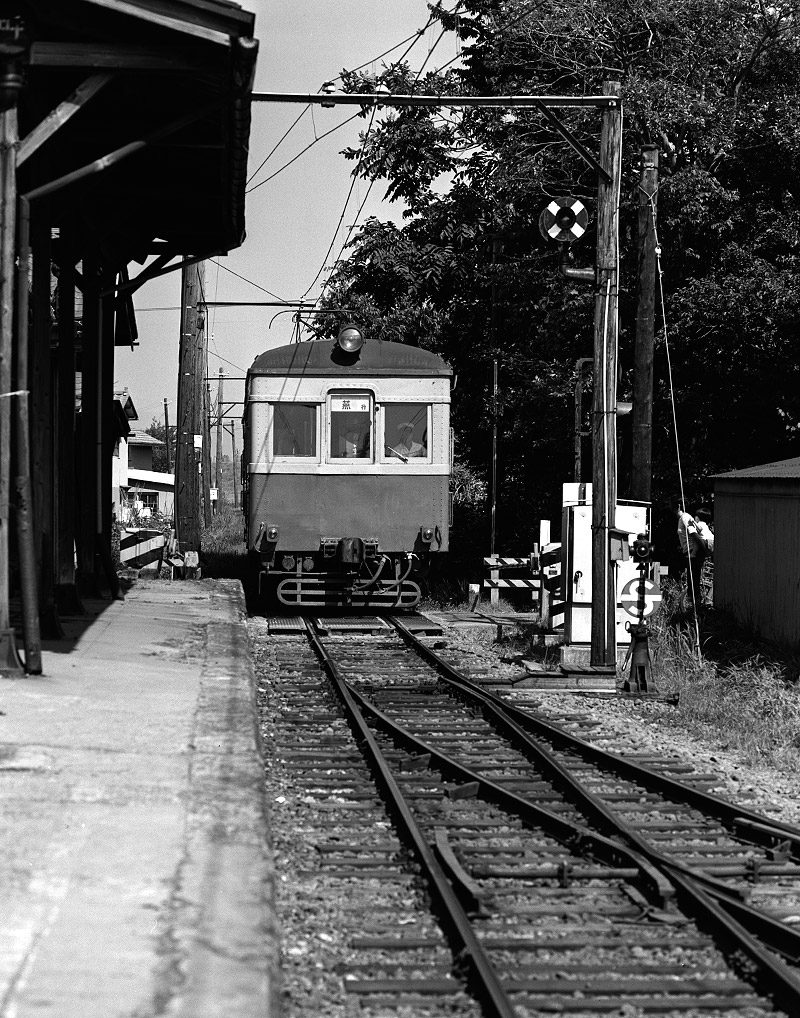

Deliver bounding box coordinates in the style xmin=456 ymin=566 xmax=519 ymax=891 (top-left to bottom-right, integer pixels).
xmin=301 ymin=103 xmax=378 ymax=302
xmin=646 ymin=189 xmax=702 ymax=655
xmin=246 ymin=104 xmax=310 ymax=185
xmin=246 ymin=111 xmax=362 ymax=194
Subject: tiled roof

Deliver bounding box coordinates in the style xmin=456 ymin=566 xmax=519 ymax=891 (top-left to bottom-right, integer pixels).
xmin=713 ymin=456 xmax=800 ymax=480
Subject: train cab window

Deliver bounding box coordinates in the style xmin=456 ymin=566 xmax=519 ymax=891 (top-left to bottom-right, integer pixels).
xmin=330 ymin=393 xmax=372 ymax=459
xmin=384 ymin=404 xmax=429 ymax=461
xmin=272 ymin=403 xmax=317 ymax=457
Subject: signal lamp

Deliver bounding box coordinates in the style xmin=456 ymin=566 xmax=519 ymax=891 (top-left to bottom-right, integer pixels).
xmin=281 ymin=555 xmax=296 ymax=571
xmin=336 ymin=323 xmax=364 ymax=354
xmin=302 ymin=556 xmax=315 ymax=571
xmin=632 ymin=533 xmax=652 ymax=562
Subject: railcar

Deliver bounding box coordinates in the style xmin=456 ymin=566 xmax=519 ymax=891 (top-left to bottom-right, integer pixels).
xmin=242 ymin=327 xmax=452 ymax=607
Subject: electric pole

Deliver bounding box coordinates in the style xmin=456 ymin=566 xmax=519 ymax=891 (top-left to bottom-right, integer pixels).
xmin=215 ymin=368 xmax=224 ymax=496
xmin=590 ymin=80 xmax=623 ymax=669
xmin=229 ymin=422 xmax=240 ymax=509
xmin=163 ymin=397 xmax=171 ymax=472
xmin=202 ymin=379 xmax=212 ymax=527
xmin=631 ymin=145 xmax=659 ymax=503
xmin=175 ymin=259 xmax=205 ymax=553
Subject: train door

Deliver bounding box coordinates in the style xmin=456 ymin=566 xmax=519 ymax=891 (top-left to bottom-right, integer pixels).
xmin=328 ymin=392 xmax=373 ymax=460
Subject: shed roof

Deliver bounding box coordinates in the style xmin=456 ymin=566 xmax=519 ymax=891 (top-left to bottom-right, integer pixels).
xmin=17 ymin=0 xmax=257 ymax=261
xmin=713 ymin=456 xmax=800 ymax=480
xmin=127 ymin=431 xmax=163 ymax=446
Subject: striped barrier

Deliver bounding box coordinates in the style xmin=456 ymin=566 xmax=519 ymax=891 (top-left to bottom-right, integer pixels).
xmin=119 ymin=528 xmax=165 ymax=569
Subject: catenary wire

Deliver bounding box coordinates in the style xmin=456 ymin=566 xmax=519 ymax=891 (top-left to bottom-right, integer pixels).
xmin=246 ymin=110 xmax=361 ymax=194
xmin=246 ymin=104 xmax=310 ymax=186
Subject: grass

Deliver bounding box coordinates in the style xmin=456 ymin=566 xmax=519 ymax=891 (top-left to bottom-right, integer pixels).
xmin=648 ymin=580 xmax=800 ymax=771
xmin=200 ymin=501 xmax=251 ymax=586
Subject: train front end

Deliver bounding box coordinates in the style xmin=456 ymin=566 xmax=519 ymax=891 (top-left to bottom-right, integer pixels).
xmin=242 ymin=333 xmax=451 ymax=608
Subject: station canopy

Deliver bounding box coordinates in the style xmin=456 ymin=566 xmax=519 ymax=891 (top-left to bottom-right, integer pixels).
xmin=15 ymin=0 xmax=258 ymax=264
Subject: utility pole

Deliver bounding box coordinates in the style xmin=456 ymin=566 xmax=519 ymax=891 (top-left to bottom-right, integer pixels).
xmin=202 ymin=379 xmax=212 ymax=527
xmin=215 ymin=368 xmax=223 ymax=495
xmin=163 ymin=397 xmax=171 ymax=472
xmin=631 ymin=145 xmax=659 ymax=503
xmin=229 ymin=422 xmax=240 ymax=509
xmin=590 ymin=80 xmax=623 ymax=669
xmin=175 ymin=259 xmax=205 ymax=553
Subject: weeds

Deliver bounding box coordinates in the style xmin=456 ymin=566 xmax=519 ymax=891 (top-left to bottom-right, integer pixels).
xmin=650 ymin=581 xmax=800 ymax=770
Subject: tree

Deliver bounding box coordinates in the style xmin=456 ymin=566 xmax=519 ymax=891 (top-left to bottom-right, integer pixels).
xmin=314 ymin=0 xmax=800 ymax=553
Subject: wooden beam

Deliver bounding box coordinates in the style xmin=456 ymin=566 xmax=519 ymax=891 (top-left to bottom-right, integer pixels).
xmin=80 ymin=0 xmax=231 ymax=47
xmin=29 ymin=41 xmax=204 ymax=71
xmin=19 ymin=74 xmax=112 ymax=167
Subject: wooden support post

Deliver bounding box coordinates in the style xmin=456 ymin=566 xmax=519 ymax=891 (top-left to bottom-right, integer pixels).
xmin=99 ymin=268 xmax=121 ymax=599
xmin=13 ymin=198 xmax=42 ymax=672
xmin=631 ymin=145 xmax=659 ymax=504
xmin=0 ymin=108 xmax=23 ymax=672
xmin=590 ymin=81 xmax=622 ymax=669
xmin=77 ymin=253 xmax=103 ymax=598
xmin=30 ymin=210 xmax=62 ymax=637
xmin=54 ymin=229 xmax=84 ymax=616
xmin=175 ymin=259 xmax=204 ymax=554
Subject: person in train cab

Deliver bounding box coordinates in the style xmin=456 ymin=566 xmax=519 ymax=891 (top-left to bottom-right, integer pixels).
xmin=339 ymin=427 xmax=365 ymax=457
xmin=676 ymin=504 xmax=706 ymax=611
xmin=388 ymin=422 xmax=424 ymax=460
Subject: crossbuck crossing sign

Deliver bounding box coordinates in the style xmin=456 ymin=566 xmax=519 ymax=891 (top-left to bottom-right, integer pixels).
xmin=620 ymin=577 xmax=662 ymax=619
xmin=538 ymin=197 xmax=589 ymax=243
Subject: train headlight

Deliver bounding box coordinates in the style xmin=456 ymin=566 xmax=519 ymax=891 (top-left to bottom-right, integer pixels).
xmin=267 ymin=526 xmax=279 ymax=542
xmin=302 ymin=556 xmax=315 ymax=571
xmin=421 ymin=527 xmax=435 ymax=543
xmin=281 ymin=555 xmax=296 ymax=571
xmin=336 ymin=323 xmax=364 ymax=354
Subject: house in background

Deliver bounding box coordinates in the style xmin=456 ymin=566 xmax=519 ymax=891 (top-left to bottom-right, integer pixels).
xmin=112 ymin=390 xmax=175 ymax=522
xmin=713 ymin=456 xmax=800 ymax=648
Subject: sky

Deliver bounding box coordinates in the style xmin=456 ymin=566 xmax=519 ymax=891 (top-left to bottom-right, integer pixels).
xmin=115 ymin=1 xmax=461 ymax=439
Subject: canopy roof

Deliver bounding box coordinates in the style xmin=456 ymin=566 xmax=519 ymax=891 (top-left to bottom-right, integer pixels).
xmin=16 ymin=0 xmax=257 ymax=263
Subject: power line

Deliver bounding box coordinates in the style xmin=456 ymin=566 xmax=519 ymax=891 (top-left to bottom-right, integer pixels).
xmin=302 ymin=104 xmax=377 ymax=301
xmin=246 ymin=104 xmax=310 ymax=185
xmin=210 ymin=260 xmax=287 ymax=300
xmin=246 ymin=110 xmax=362 ymax=193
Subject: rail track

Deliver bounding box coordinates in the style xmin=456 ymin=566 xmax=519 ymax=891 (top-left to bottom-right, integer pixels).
xmin=260 ymin=614 xmax=800 ymax=1017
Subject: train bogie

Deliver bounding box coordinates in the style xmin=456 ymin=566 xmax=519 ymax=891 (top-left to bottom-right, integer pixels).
xmin=243 ymin=333 xmax=452 ymax=608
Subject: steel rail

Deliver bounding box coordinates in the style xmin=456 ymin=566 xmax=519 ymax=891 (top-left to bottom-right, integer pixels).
xmin=341 ymin=676 xmax=673 ymax=905
xmin=388 ymin=617 xmax=800 ymax=1010
xmin=302 ymin=620 xmax=519 ymax=1018
xmin=390 ymin=616 xmax=800 ymax=853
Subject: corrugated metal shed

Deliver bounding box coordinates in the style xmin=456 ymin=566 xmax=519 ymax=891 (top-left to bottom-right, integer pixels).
xmin=712 ymin=456 xmax=800 ymax=647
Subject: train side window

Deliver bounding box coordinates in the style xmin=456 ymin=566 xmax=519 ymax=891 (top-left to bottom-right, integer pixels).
xmin=272 ymin=403 xmax=317 ymax=457
xmin=330 ymin=394 xmax=372 ymax=459
xmin=384 ymin=404 xmax=429 ymax=461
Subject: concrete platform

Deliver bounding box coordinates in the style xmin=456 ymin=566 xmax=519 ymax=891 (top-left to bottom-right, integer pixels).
xmin=0 ymin=578 xmax=276 ymax=1018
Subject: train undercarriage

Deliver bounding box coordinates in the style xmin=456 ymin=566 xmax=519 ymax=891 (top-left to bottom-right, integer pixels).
xmin=257 ymin=543 xmax=431 ymax=608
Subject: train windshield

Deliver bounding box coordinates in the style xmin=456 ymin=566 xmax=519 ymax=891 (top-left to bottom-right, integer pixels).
xmin=330 ymin=393 xmax=372 ymax=459
xmin=384 ymin=404 xmax=429 ymax=460
xmin=272 ymin=403 xmax=317 ymax=457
